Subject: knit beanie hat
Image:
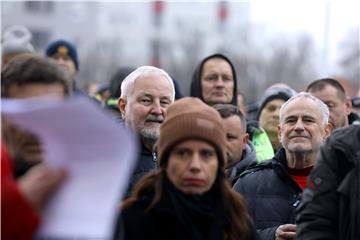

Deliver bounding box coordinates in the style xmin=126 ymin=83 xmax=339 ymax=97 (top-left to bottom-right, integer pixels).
xmin=2 ymin=25 xmax=35 ymax=56
xmin=256 ymin=87 xmax=297 ymax=120
xmin=158 ymin=97 xmax=226 ymax=168
xmin=45 ymin=39 xmax=79 ymax=70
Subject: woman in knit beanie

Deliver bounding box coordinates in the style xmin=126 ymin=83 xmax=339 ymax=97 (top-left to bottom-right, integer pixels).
xmin=116 ymin=97 xmax=257 ymax=240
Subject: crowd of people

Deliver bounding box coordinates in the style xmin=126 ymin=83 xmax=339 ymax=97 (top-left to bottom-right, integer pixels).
xmin=1 ymin=25 xmax=360 ymax=240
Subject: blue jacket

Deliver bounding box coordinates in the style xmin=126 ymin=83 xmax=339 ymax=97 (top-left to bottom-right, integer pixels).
xmin=233 ymin=148 xmax=302 ymax=240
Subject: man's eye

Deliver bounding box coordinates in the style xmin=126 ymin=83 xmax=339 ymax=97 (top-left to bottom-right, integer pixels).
xmin=205 ymin=75 xmax=217 ymax=81
xmin=303 ymin=118 xmax=315 ymax=123
xmin=285 ymin=118 xmax=296 ymax=124
xmin=222 ymin=75 xmax=232 ymax=81
xmin=160 ymin=100 xmax=170 ymax=106
xmin=327 ymin=104 xmax=335 ymax=109
xmin=267 ymin=105 xmax=277 ymax=112
xmin=227 ymin=134 xmax=238 ymax=140
xmin=140 ymin=98 xmax=151 ymax=104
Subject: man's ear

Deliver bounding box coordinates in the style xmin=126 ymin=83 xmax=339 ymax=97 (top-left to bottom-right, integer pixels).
xmin=345 ymin=98 xmax=352 ymax=116
xmin=323 ymin=122 xmax=332 ymax=139
xmin=243 ymin=133 xmax=250 ymax=145
xmin=118 ymin=98 xmax=126 ymax=118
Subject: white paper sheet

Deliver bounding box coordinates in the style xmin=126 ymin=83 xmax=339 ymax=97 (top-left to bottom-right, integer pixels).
xmin=1 ymin=96 xmax=138 ymax=239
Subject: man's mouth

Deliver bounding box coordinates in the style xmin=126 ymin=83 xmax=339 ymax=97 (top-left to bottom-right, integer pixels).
xmin=145 ymin=119 xmax=163 ymax=123
xmin=290 ymin=135 xmax=308 ymax=139
xmin=212 ymin=91 xmax=226 ymax=97
xmin=145 ymin=115 xmax=164 ymax=124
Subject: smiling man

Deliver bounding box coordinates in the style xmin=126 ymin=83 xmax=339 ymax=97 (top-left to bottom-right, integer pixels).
xmin=234 ymin=92 xmax=331 ymax=240
xmin=118 ymin=66 xmax=175 ymax=197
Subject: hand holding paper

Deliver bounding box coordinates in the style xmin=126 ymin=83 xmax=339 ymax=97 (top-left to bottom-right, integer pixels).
xmin=2 ymin=96 xmax=137 ymax=239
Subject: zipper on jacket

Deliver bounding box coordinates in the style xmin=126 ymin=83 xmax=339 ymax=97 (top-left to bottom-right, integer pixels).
xmin=152 ymin=152 xmax=158 ymax=167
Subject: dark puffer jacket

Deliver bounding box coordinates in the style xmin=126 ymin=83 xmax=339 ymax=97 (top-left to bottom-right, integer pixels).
xmin=233 ymin=148 xmax=302 ymax=240
xmin=296 ymin=125 xmax=360 ymax=240
xmin=190 ymin=53 xmax=238 ymax=106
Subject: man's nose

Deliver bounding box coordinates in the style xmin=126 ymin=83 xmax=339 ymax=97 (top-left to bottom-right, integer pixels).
xmin=150 ymin=100 xmax=163 ymax=115
xmin=214 ymin=77 xmax=225 ymax=87
xmin=294 ymin=119 xmax=305 ymax=130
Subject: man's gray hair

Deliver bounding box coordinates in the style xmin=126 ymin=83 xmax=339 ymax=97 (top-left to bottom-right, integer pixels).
xmin=279 ymin=92 xmax=329 ymax=126
xmin=120 ymin=66 xmax=175 ymax=101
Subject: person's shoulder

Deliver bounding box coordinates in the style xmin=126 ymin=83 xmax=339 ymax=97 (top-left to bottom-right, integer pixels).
xmin=240 ymin=159 xmax=276 ymax=176
xmin=327 ymin=125 xmax=360 ymax=151
xmin=233 ymin=159 xmax=279 ymax=193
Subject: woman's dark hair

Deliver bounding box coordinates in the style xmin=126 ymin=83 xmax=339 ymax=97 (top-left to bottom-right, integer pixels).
xmin=122 ymin=165 xmax=251 ymax=240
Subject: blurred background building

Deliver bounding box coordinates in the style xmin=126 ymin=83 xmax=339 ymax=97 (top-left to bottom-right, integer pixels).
xmin=1 ymin=0 xmax=359 ymax=102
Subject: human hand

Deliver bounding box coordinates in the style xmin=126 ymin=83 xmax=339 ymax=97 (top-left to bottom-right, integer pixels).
xmin=275 ymin=224 xmax=296 ymax=240
xmin=18 ymin=164 xmax=67 ymax=213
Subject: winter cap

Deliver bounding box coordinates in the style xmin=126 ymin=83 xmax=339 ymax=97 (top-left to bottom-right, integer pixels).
xmin=157 ymin=97 xmax=226 ymax=168
xmin=45 ymin=39 xmax=79 ymax=70
xmin=2 ymin=25 xmax=35 ymax=56
xmin=256 ymin=86 xmax=297 ymax=120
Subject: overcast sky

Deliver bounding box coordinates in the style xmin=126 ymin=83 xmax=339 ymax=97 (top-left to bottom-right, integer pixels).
xmin=250 ymin=0 xmax=359 ymax=65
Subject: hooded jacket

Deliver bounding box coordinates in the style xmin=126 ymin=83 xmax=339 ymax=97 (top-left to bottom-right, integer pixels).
xmin=190 ymin=53 xmax=238 ymax=106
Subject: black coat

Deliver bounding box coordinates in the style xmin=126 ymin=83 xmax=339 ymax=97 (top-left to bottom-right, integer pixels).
xmin=124 ymin=140 xmax=157 ymax=198
xmin=296 ymin=125 xmax=360 ymax=240
xmin=233 ymin=148 xmax=302 ymax=240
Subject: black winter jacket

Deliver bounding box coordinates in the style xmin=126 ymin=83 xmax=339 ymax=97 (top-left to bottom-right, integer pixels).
xmin=233 ymin=148 xmax=302 ymax=240
xmin=125 ymin=140 xmax=157 ymax=198
xmin=296 ymin=125 xmax=360 ymax=240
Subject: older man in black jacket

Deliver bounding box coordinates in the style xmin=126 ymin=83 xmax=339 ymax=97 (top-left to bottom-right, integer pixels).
xmin=117 ymin=66 xmax=175 ymax=197
xmin=234 ymin=92 xmax=331 ymax=240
